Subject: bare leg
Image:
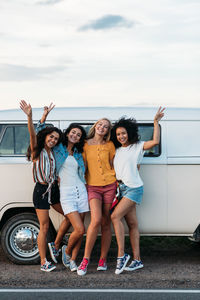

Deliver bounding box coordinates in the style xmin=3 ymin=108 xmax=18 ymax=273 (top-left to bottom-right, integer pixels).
xmin=100 ymin=203 xmax=112 ymax=260
xmin=71 ymin=213 xmax=86 ymax=261
xmin=65 ymin=211 xmax=85 ymax=256
xmin=51 ymin=203 xmax=71 ymax=250
xmin=124 ymin=204 xmax=140 ymax=261
xmin=35 ymin=209 xmax=49 ymax=265
xmin=111 ymin=197 xmax=134 ymax=257
xmin=83 ymin=199 xmax=102 ymax=259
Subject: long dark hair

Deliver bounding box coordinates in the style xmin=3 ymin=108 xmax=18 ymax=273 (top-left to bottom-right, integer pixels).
xmin=27 ymin=126 xmax=62 ymax=161
xmin=62 ymin=123 xmax=86 ymax=153
xmin=111 ymin=117 xmax=140 ymax=148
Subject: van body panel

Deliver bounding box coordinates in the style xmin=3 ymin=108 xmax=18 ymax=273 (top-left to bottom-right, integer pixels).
xmin=0 ymin=164 xmax=34 ymax=208
xmin=138 ymin=165 xmax=168 ymax=234
xmin=167 ymin=165 xmax=200 ymax=234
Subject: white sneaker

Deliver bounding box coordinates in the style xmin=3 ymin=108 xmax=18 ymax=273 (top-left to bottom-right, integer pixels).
xmin=77 ymin=258 xmax=89 ymax=276
xmin=40 ymin=261 xmax=56 ymax=272
xmin=125 ymin=260 xmax=143 ymax=271
xmin=115 ymin=253 xmax=130 ymax=275
xmin=69 ymin=260 xmax=78 ymax=272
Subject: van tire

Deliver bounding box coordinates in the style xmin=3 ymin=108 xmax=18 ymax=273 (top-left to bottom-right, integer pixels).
xmin=1 ymin=213 xmax=54 ymax=265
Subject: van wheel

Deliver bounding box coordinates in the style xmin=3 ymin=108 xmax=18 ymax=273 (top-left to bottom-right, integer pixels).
xmin=1 ymin=213 xmax=54 ymax=265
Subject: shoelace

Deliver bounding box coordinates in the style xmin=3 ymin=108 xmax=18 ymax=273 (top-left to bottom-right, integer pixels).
xmin=116 ymin=257 xmax=124 ymax=269
xmin=42 ymin=261 xmax=51 ymax=269
xmin=98 ymin=259 xmax=106 ymax=267
xmin=79 ymin=258 xmax=88 ymax=270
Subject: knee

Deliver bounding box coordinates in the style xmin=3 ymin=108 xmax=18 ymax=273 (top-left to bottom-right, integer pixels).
xmin=127 ymin=219 xmax=138 ymax=230
xmin=90 ymin=217 xmax=101 ymax=229
xmin=76 ymin=225 xmax=85 ymax=237
xmin=111 ymin=213 xmax=120 ymax=224
xmin=101 ymin=217 xmax=111 ymax=229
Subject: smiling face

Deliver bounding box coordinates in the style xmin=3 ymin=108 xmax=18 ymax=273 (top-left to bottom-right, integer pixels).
xmin=95 ymin=119 xmax=110 ymax=137
xmin=67 ymin=127 xmax=82 ymax=145
xmin=45 ymin=131 xmax=60 ymax=149
xmin=116 ymin=127 xmax=130 ymax=147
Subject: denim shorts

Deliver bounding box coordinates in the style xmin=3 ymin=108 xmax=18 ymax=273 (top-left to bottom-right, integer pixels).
xmin=119 ymin=183 xmax=143 ymax=205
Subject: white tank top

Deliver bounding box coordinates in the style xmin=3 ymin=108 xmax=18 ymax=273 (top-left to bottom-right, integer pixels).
xmin=59 ymin=155 xmax=83 ymax=186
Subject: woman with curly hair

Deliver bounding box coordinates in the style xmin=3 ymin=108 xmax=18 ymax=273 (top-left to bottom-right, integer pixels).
xmin=20 ymin=100 xmax=64 ymax=272
xmin=37 ymin=105 xmax=89 ymax=273
xmin=111 ymin=107 xmax=165 ymax=275
xmin=77 ymin=118 xmax=117 ymax=276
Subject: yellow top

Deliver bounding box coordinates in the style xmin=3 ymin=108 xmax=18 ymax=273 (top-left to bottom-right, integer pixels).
xmin=83 ymin=141 xmax=116 ymax=186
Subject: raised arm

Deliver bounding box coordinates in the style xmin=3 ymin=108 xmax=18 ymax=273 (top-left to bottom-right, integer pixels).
xmin=143 ymin=106 xmax=165 ymax=151
xmin=20 ymin=100 xmax=37 ymax=154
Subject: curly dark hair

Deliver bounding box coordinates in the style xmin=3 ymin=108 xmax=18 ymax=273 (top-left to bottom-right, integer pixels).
xmin=27 ymin=126 xmax=62 ymax=161
xmin=62 ymin=123 xmax=86 ymax=153
xmin=111 ymin=117 xmax=140 ymax=148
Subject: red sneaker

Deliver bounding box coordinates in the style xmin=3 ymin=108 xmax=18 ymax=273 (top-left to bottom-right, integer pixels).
xmin=97 ymin=258 xmax=107 ymax=271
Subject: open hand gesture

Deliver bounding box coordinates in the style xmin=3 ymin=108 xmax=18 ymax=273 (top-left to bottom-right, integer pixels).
xmin=154 ymin=106 xmax=165 ymax=122
xmin=19 ymin=100 xmax=32 ymax=117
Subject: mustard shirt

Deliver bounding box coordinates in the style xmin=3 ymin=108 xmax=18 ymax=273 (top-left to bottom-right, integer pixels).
xmin=83 ymin=141 xmax=116 ymax=186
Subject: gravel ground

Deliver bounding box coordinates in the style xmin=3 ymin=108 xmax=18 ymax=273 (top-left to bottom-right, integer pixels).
xmin=1 ymin=237 xmax=200 ymax=289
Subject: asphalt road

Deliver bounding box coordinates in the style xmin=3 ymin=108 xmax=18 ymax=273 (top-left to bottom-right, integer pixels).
xmin=1 ymin=236 xmax=200 ymax=291
xmin=1 ymin=289 xmax=200 ymax=300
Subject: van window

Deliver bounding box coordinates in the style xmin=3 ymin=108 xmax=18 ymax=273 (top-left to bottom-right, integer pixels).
xmin=0 ymin=124 xmax=52 ymax=156
xmin=138 ymin=123 xmax=161 ymax=157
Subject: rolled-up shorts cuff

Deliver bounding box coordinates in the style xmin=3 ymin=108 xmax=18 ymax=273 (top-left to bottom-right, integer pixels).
xmin=119 ymin=183 xmax=143 ymax=205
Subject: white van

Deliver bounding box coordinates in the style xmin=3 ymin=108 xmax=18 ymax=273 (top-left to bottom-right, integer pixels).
xmin=0 ymin=106 xmax=199 ymax=265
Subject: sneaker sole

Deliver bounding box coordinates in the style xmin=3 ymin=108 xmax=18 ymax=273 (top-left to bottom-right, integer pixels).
xmin=97 ymin=266 xmax=107 ymax=271
xmin=115 ymin=254 xmax=130 ymax=275
xmin=71 ymin=267 xmax=78 ymax=272
xmin=48 ymin=243 xmax=58 ymax=264
xmin=41 ymin=266 xmax=56 ymax=272
xmin=125 ymin=264 xmax=144 ymax=271
xmin=77 ymin=270 xmax=87 ymax=276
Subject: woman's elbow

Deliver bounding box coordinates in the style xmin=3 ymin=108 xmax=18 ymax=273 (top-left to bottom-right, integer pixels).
xmin=153 ymin=140 xmax=159 ymax=146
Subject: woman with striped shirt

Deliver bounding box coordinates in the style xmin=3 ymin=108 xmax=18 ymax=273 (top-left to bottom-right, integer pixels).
xmin=20 ymin=100 xmax=69 ymax=272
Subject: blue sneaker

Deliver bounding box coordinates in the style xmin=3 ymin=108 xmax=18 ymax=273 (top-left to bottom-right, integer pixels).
xmin=115 ymin=253 xmax=130 ymax=275
xmin=125 ymin=260 xmax=144 ymax=271
xmin=48 ymin=242 xmax=60 ymax=263
xmin=40 ymin=261 xmax=56 ymax=272
xmin=69 ymin=260 xmax=78 ymax=272
xmin=62 ymin=245 xmax=71 ymax=268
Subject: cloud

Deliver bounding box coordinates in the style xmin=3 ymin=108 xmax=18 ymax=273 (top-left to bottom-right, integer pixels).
xmin=0 ymin=64 xmax=66 ymax=81
xmin=79 ymin=14 xmax=133 ymax=31
xmin=37 ymin=0 xmax=64 ymax=5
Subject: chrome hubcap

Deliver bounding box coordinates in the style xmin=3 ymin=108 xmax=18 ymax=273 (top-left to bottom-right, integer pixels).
xmin=10 ymin=223 xmax=39 ymax=258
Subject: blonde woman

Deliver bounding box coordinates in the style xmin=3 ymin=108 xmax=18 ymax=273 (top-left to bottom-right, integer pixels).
xmin=77 ymin=118 xmax=117 ymax=276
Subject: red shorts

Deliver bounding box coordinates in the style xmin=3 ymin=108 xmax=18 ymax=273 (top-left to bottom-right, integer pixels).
xmin=87 ymin=181 xmax=117 ymax=204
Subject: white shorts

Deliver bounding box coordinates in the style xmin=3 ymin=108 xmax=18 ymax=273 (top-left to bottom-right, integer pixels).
xmin=60 ymin=184 xmax=89 ymax=215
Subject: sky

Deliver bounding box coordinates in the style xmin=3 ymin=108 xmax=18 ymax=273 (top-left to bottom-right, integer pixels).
xmin=0 ymin=0 xmax=199 ymax=110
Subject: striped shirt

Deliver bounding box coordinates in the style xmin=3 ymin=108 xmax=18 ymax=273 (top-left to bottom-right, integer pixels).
xmin=32 ymin=149 xmax=56 ymax=185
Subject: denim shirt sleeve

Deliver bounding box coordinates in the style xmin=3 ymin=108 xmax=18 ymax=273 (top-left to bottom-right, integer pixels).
xmin=36 ymin=120 xmax=46 ymax=134
xmin=73 ymin=150 xmax=86 ymax=184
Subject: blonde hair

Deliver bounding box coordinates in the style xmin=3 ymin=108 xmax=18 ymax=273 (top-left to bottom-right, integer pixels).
xmin=87 ymin=118 xmax=112 ymax=142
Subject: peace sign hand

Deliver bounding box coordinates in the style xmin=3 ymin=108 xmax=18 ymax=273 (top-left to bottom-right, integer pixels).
xmin=43 ymin=102 xmax=55 ymax=117
xmin=154 ymin=106 xmax=165 ymax=122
